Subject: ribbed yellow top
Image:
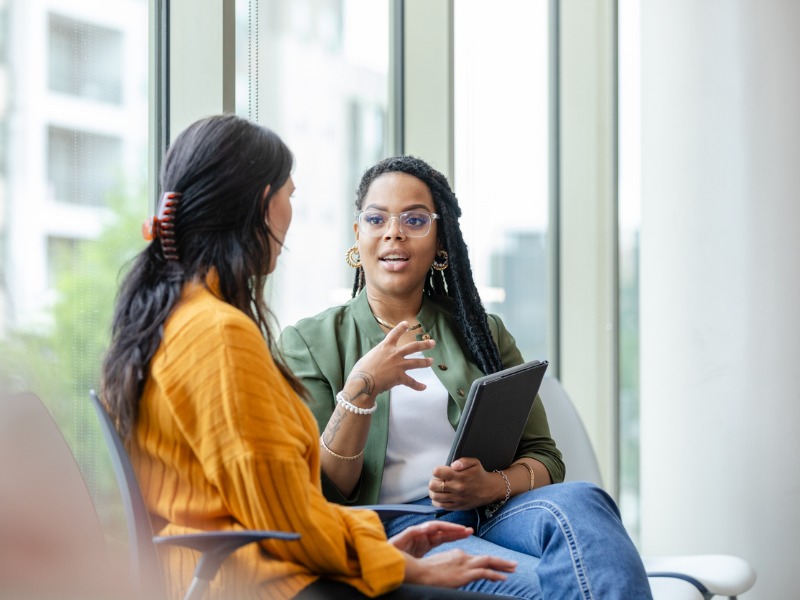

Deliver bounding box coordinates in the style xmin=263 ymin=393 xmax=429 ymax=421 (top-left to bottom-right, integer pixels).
xmin=131 ymin=277 xmax=405 ymax=599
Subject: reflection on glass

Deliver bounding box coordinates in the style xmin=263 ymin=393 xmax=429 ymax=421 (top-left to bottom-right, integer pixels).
xmin=235 ymin=0 xmax=391 ymax=328
xmin=454 ymin=0 xmax=550 ymax=363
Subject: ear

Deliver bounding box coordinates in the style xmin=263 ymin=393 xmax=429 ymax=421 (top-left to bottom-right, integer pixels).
xmin=353 ymin=221 xmax=359 ymax=241
xmin=262 ymin=184 xmax=272 ymax=201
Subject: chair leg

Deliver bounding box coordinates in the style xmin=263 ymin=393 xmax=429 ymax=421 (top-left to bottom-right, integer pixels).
xmin=184 ymin=577 xmax=210 ymax=600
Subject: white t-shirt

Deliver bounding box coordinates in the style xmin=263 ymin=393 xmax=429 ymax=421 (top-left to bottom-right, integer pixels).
xmin=378 ymin=352 xmax=456 ymax=503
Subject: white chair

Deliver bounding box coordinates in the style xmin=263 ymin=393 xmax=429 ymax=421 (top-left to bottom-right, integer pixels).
xmin=537 ymin=377 xmax=756 ymax=600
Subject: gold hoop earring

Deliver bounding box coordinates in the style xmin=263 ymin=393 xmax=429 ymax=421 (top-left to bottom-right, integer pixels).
xmin=345 ymin=244 xmax=361 ymax=268
xmin=432 ymin=250 xmax=449 ymax=271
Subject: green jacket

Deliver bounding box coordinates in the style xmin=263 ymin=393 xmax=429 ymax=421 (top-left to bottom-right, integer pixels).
xmin=278 ymin=292 xmax=565 ymax=505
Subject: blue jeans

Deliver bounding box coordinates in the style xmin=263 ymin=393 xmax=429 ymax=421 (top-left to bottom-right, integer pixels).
xmin=382 ymin=482 xmax=652 ymax=600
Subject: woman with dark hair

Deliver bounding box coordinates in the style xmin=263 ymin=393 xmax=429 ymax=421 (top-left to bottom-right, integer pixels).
xmin=279 ymin=156 xmax=653 ymax=599
xmin=101 ymin=117 xmax=518 ymax=600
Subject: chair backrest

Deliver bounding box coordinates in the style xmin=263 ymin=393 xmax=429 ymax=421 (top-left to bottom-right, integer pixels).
xmin=90 ymin=389 xmax=164 ymax=598
xmin=537 ymin=377 xmax=604 ymax=487
xmin=0 ymin=390 xmax=126 ymax=597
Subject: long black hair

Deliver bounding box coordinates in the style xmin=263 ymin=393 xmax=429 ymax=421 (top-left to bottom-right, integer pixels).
xmin=352 ymin=155 xmax=504 ymax=375
xmin=102 ymin=114 xmax=305 ymax=439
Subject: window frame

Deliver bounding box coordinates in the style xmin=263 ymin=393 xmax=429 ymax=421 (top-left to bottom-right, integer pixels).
xmin=156 ymin=0 xmax=623 ymax=499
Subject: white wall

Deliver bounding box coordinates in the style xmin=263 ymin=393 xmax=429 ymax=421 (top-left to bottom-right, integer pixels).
xmin=639 ymin=2 xmax=800 ymax=597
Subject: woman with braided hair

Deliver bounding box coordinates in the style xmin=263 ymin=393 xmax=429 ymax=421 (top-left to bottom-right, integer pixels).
xmin=101 ymin=117 xmax=520 ymax=600
xmin=279 ymin=156 xmax=652 ymax=600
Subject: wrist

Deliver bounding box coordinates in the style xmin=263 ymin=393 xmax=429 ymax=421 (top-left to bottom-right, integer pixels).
xmin=402 ymin=554 xmax=424 ymax=585
xmin=495 ymin=472 xmax=507 ymax=502
xmin=344 ymin=371 xmax=376 ymax=405
xmin=485 ymin=469 xmax=511 ymax=518
xmin=336 ymin=389 xmax=377 ymax=415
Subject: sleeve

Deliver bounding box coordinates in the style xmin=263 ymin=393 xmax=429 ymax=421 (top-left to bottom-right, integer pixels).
xmin=277 ymin=324 xmax=339 ymax=425
xmin=175 ymin=314 xmax=405 ymax=596
xmin=277 ymin=325 xmax=364 ymax=503
xmin=488 ymin=314 xmax=566 ymax=484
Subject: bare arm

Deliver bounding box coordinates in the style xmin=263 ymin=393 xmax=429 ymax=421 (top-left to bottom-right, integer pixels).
xmin=319 ymin=323 xmax=435 ymax=497
xmin=318 ymin=372 xmax=376 ymax=495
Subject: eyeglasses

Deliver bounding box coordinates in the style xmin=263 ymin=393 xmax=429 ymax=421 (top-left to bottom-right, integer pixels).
xmin=356 ymin=209 xmax=440 ymax=237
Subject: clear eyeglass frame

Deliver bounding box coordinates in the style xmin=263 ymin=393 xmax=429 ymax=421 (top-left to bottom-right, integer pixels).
xmin=356 ymin=209 xmax=440 ymax=238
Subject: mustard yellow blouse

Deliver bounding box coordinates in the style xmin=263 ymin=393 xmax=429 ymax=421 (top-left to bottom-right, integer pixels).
xmin=131 ymin=278 xmax=405 ymax=599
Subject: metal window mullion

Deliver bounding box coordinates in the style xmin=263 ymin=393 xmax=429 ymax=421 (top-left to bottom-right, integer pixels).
xmin=149 ymin=0 xmax=169 ymax=211
xmin=389 ymin=0 xmax=404 ymax=156
xmin=548 ymin=0 xmax=561 ymax=379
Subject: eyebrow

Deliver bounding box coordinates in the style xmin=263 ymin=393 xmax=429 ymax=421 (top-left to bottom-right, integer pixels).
xmin=364 ymin=203 xmax=433 ymax=212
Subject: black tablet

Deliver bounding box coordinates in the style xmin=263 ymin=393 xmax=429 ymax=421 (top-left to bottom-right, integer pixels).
xmin=446 ymin=360 xmax=549 ymax=472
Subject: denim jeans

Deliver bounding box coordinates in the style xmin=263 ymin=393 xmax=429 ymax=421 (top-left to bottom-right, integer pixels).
xmin=382 ymin=481 xmax=653 ymax=600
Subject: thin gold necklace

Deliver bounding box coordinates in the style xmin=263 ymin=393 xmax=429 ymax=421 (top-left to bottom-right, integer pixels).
xmin=373 ymin=314 xmax=423 ymax=332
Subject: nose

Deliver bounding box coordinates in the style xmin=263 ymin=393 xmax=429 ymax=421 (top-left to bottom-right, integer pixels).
xmin=383 ymin=215 xmax=406 ymax=239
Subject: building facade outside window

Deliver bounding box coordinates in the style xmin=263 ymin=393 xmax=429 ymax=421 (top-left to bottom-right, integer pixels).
xmin=453 ymin=0 xmax=551 ymax=365
xmin=235 ymin=0 xmax=391 ymax=328
xmin=0 ymin=0 xmax=148 ymax=531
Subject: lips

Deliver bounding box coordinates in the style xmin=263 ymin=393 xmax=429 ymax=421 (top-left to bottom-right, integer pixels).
xmin=379 ymin=251 xmax=410 ymax=263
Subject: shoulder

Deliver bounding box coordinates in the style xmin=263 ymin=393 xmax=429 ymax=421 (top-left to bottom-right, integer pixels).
xmin=485 ymin=312 xmax=524 ymax=366
xmin=165 ymin=284 xmax=265 ymax=352
xmin=426 ymin=294 xmax=507 ymax=337
xmin=485 ymin=312 xmax=509 ymax=337
xmin=280 ymin=295 xmax=367 ymax=350
xmin=287 ymin=300 xmax=355 ymax=336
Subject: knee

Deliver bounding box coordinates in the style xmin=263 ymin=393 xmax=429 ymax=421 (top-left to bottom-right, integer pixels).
xmin=541 ymin=481 xmax=622 ymax=520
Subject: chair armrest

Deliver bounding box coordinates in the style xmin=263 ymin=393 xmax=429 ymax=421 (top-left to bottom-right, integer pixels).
xmin=361 ymin=504 xmax=440 ymax=523
xmin=642 ymin=554 xmax=756 ymax=598
xmin=154 ymin=530 xmax=300 ymax=581
xmin=647 ymin=576 xmax=706 ymax=600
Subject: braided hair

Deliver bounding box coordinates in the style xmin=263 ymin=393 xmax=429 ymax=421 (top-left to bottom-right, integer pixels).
xmin=352 ymin=156 xmax=504 ymax=375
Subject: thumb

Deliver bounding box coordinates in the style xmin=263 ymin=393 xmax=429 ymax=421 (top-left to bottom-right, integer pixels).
xmin=451 ymin=457 xmax=481 ymax=471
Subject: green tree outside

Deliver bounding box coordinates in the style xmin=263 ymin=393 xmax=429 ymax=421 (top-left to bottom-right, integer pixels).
xmin=0 ymin=189 xmax=147 ymax=545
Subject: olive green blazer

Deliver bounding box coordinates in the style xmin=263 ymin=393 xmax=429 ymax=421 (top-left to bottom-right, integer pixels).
xmin=278 ymin=291 xmax=564 ymax=505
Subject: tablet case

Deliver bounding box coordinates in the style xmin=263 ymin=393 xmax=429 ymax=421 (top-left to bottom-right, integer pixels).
xmin=446 ymin=360 xmax=549 ymax=472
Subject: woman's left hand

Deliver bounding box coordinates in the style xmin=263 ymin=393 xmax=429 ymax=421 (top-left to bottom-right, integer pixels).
xmin=429 ymin=458 xmax=505 ymax=511
xmin=388 ymin=521 xmax=474 ymax=557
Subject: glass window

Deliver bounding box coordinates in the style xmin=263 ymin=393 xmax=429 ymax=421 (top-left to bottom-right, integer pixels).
xmin=618 ymin=0 xmax=642 ymax=544
xmin=48 ymin=13 xmax=123 ymax=103
xmin=236 ymin=0 xmax=391 ymax=327
xmin=0 ymin=4 xmax=8 ymax=63
xmin=0 ymin=0 xmax=149 ymax=542
xmin=453 ymin=0 xmax=551 ymax=363
xmin=47 ymin=126 xmax=123 ymax=206
xmin=46 ymin=236 xmax=79 ymax=288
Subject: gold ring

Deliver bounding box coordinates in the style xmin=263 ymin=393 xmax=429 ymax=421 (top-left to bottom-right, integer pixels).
xmin=440 ymin=481 xmax=446 ymax=493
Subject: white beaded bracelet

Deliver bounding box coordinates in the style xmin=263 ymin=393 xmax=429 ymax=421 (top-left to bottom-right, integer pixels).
xmin=336 ymin=390 xmax=377 ymax=415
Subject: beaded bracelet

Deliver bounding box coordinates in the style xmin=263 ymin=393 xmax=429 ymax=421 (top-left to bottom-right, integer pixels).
xmin=336 ymin=390 xmax=377 ymax=415
xmin=485 ymin=469 xmax=511 ymax=518
xmin=320 ymin=435 xmax=364 ymax=461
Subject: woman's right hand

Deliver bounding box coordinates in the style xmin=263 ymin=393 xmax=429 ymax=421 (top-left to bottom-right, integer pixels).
xmin=319 ymin=322 xmax=435 ymax=497
xmin=402 ymin=549 xmax=517 ymax=588
xmin=346 ymin=322 xmax=435 ymax=400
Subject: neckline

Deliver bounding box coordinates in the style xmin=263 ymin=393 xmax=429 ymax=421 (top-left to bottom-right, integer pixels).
xmin=372 ymin=313 xmax=423 ymax=332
